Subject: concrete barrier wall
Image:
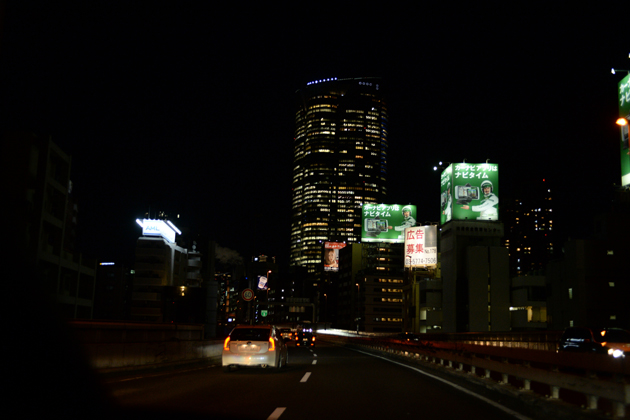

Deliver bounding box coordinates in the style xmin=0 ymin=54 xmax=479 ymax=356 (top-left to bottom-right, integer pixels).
xmin=69 ymin=320 xmax=222 ymax=372
xmin=80 ymin=340 xmax=223 ymax=372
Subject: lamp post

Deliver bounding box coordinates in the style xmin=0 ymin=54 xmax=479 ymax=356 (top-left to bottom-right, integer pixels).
xmin=324 ymin=293 xmax=328 ymax=329
xmin=355 ymin=281 xmax=361 ymax=333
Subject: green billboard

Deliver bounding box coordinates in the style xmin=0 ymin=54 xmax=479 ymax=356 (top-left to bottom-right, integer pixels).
xmin=361 ymin=203 xmax=417 ymax=243
xmin=618 ymin=74 xmax=630 ymax=187
xmin=440 ymin=163 xmax=499 ymax=224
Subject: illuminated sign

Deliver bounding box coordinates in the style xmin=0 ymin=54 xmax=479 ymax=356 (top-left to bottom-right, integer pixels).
xmin=257 ymin=276 xmax=268 ymax=289
xmin=618 ymin=73 xmax=630 ymax=187
xmin=361 ymin=204 xmax=417 ymax=243
xmin=323 ymin=242 xmax=346 ymax=272
xmin=404 ymin=226 xmax=438 ymax=268
xmin=440 ymin=163 xmax=499 ymax=224
xmin=136 ymin=219 xmax=179 ymax=243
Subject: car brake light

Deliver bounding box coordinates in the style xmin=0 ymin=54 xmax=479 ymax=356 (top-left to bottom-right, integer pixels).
xmin=312 ymin=336 xmax=316 ymax=342
xmin=224 ymin=337 xmax=231 ymax=350
xmin=269 ymin=337 xmax=275 ymax=351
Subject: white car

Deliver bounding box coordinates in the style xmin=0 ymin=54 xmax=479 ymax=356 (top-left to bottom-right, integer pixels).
xmin=222 ymin=325 xmax=288 ymax=372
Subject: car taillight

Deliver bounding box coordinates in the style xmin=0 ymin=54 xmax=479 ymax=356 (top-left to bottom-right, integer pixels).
xmin=269 ymin=337 xmax=275 ymax=351
xmin=312 ymin=336 xmax=315 ymax=342
xmin=224 ymin=337 xmax=231 ymax=350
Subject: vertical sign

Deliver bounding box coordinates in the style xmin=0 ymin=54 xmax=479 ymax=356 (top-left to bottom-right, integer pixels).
xmin=324 ymin=242 xmax=346 ymax=272
xmin=404 ymin=226 xmax=438 ymax=267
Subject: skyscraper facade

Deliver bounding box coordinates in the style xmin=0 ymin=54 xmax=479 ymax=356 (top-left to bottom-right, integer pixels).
xmin=290 ymin=77 xmax=388 ymax=273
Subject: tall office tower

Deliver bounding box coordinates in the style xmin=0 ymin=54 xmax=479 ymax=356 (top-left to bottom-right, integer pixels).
xmin=502 ymin=178 xmax=556 ymax=278
xmin=290 ymin=77 xmax=388 ymax=273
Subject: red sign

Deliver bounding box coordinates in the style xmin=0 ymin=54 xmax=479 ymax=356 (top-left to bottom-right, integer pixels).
xmin=242 ymin=288 xmax=254 ymax=301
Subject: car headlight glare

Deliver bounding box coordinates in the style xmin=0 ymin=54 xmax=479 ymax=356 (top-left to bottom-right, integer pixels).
xmin=608 ymin=348 xmax=625 ymax=358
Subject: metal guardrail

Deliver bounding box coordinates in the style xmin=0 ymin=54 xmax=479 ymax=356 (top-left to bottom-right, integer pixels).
xmin=321 ymin=332 xmax=630 ymax=419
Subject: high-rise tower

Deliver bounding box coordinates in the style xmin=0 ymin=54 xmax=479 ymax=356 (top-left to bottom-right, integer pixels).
xmin=290 ymin=77 xmax=388 ymax=273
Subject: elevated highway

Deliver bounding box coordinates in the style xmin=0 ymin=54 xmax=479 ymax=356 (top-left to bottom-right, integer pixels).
xmin=69 ymin=321 xmax=630 ymax=418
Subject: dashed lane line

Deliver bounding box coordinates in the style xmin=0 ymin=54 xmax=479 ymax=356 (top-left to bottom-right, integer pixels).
xmin=267 ymin=407 xmax=286 ymax=420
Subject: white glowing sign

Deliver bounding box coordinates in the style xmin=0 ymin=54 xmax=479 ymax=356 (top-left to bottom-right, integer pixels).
xmin=136 ymin=219 xmax=179 ymax=243
xmin=404 ymin=226 xmax=438 ymax=268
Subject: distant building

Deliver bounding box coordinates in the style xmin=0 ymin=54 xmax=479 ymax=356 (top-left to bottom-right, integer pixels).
xmin=131 ymin=218 xmax=209 ymax=323
xmin=12 ymin=132 xmax=97 ymax=319
xmin=290 ymin=77 xmax=388 ymax=274
xmin=216 ymin=271 xmax=237 ymax=334
xmin=440 ymin=220 xmax=510 ymax=333
xmin=335 ymin=243 xmax=405 ymax=333
xmin=509 ymin=275 xmax=547 ymax=331
xmin=502 ymin=178 xmax=556 ymax=278
xmin=245 ymin=255 xmax=278 ymax=325
xmin=93 ymin=262 xmax=133 ymax=320
xmin=132 ymin=234 xmax=188 ymax=321
xmin=546 ymin=206 xmax=630 ymax=331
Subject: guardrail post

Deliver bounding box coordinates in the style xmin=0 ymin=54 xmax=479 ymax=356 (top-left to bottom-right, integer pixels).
xmin=458 ymin=363 xmax=463 ymax=371
xmin=485 ymin=369 xmax=491 ymax=379
xmin=550 ymin=386 xmax=560 ymax=399
xmin=523 ymin=379 xmax=531 ymax=391
xmin=586 ymin=395 xmax=598 ymax=411
xmin=501 ymin=373 xmax=508 ymax=384
xmin=470 ymin=366 xmax=476 ymax=376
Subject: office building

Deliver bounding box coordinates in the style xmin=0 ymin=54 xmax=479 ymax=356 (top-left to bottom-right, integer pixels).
xmin=335 ymin=243 xmax=405 ymax=333
xmin=11 ymin=132 xmax=97 ymax=319
xmin=440 ymin=220 xmax=510 ymax=332
xmin=290 ymin=77 xmax=388 ymax=273
xmin=502 ymin=178 xmax=556 ymax=278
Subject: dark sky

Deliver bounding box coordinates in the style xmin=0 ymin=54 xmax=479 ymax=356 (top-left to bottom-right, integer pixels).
xmin=2 ymin=3 xmax=628 ymax=265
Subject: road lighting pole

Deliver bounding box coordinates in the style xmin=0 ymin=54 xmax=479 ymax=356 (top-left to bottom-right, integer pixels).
xmin=324 ymin=293 xmax=328 ymax=329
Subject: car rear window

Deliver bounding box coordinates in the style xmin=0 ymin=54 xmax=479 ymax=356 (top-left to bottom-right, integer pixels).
xmin=230 ymin=328 xmax=271 ymax=341
xmin=562 ymin=328 xmax=592 ymax=340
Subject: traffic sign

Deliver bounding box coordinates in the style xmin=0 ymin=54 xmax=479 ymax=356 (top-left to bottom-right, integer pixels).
xmin=242 ymin=288 xmax=254 ymax=301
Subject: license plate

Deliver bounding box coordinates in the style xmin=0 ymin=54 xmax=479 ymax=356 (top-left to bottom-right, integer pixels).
xmin=238 ymin=344 xmax=260 ymax=352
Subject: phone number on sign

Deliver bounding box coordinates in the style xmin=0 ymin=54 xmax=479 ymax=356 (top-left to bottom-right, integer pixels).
xmin=408 ymin=257 xmax=437 ymax=266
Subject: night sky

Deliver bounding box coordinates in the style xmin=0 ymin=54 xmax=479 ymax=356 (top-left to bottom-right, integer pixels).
xmin=2 ymin=3 xmax=628 ymax=266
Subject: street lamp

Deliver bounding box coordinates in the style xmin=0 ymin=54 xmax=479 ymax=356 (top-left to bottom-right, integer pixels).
xmin=323 ymin=293 xmax=328 ymax=329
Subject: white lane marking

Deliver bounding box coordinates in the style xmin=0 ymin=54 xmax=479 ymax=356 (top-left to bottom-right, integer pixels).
xmin=313 ymin=353 xmax=317 ymax=357
xmin=267 ymin=407 xmax=286 ymax=420
xmin=354 ymin=349 xmax=532 ymax=420
xmin=300 ymin=372 xmax=311 ymax=382
xmin=312 ymin=360 xmax=317 ymax=365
